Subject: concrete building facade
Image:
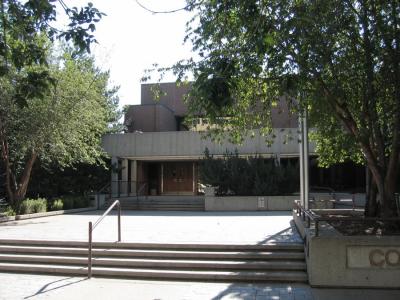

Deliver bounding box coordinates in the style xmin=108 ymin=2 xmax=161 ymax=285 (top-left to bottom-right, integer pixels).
xmin=101 ymin=82 xmax=364 ymax=197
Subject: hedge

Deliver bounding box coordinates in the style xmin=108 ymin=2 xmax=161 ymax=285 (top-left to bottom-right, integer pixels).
xmin=200 ymin=148 xmax=299 ymax=196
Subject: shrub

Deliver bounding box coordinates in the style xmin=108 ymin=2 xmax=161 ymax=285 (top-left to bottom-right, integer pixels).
xmin=200 ymin=148 xmax=299 ymax=196
xmin=73 ymin=196 xmax=89 ymax=208
xmin=60 ymin=195 xmax=89 ymax=210
xmin=61 ymin=197 xmax=74 ymax=210
xmin=19 ymin=198 xmax=47 ymax=214
xmin=2 ymin=206 xmax=16 ymax=216
xmin=51 ymin=199 xmax=64 ymax=211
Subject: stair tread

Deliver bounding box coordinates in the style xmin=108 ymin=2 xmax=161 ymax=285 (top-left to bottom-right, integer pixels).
xmin=0 ymin=239 xmax=304 ymax=251
xmin=0 ymin=253 xmax=306 ymax=269
xmin=0 ymin=245 xmax=304 ymax=257
xmin=0 ymin=262 xmax=308 ymax=279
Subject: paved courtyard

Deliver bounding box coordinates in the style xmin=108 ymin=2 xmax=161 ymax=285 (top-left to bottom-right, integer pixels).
xmin=1 ymin=211 xmax=400 ymax=299
xmin=1 ymin=273 xmax=399 ymax=300
xmin=0 ymin=210 xmax=302 ymax=244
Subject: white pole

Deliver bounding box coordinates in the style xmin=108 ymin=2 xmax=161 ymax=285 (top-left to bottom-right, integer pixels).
xmin=299 ymin=114 xmax=305 ymax=208
xmin=303 ymin=107 xmax=309 ymax=210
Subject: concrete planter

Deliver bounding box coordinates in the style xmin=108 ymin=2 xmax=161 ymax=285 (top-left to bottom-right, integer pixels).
xmin=293 ymin=210 xmax=400 ymax=288
xmin=0 ymin=215 xmax=16 ymax=223
xmin=205 ymin=195 xmax=297 ymax=211
xmin=204 ymin=187 xmax=216 ymax=197
xmin=0 ymin=207 xmax=96 ymax=223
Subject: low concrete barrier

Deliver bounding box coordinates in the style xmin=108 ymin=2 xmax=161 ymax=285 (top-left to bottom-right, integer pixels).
xmin=205 ymin=195 xmax=297 ymax=211
xmin=293 ymin=211 xmax=400 ymax=288
xmin=0 ymin=207 xmax=97 ymax=223
xmin=0 ymin=215 xmax=15 ymax=223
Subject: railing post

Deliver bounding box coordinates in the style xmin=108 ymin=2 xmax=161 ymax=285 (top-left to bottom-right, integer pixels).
xmin=88 ymin=221 xmax=93 ymax=278
xmin=118 ymin=202 xmax=121 ymax=242
xmin=118 ymin=181 xmax=121 ymax=197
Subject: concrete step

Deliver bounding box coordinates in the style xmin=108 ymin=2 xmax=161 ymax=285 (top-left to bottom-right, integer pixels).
xmin=0 ymin=245 xmax=305 ymax=260
xmin=0 ymin=239 xmax=304 ymax=251
xmin=131 ymin=203 xmax=204 ymax=206
xmin=0 ymin=254 xmax=306 ymax=270
xmin=125 ymin=207 xmax=204 ymax=211
xmin=112 ymin=202 xmax=204 ymax=206
xmin=116 ymin=196 xmax=205 ymax=201
xmin=0 ymin=239 xmax=307 ymax=282
xmin=105 ymin=197 xmax=205 ymax=211
xmin=0 ymin=262 xmax=308 ymax=282
xmin=122 ymin=204 xmax=204 ymax=207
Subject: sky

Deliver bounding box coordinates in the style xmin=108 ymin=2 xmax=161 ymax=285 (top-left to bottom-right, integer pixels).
xmin=60 ymin=1 xmax=194 ymax=107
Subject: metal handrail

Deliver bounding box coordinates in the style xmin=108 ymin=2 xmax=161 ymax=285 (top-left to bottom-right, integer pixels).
xmin=96 ymin=182 xmax=111 ymax=209
xmin=88 ymin=200 xmax=121 ymax=278
xmin=294 ymin=201 xmax=399 ymax=237
xmin=136 ymin=182 xmax=147 ymax=202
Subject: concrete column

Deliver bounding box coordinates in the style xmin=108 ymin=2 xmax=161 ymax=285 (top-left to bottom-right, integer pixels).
xmin=161 ymin=163 xmax=164 ymax=194
xmin=121 ymin=158 xmax=128 ymax=196
xmin=130 ymin=160 xmax=137 ymax=195
xmin=111 ymin=156 xmax=119 ymax=197
xmin=192 ymin=162 xmax=196 ymax=194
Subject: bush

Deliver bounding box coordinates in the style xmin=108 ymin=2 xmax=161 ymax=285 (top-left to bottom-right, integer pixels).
xmin=61 ymin=197 xmax=74 ymax=210
xmin=73 ymin=196 xmax=89 ymax=208
xmin=1 ymin=206 xmax=16 ymax=216
xmin=200 ymin=148 xmax=299 ymax=196
xmin=50 ymin=199 xmax=64 ymax=211
xmin=59 ymin=195 xmax=89 ymax=210
xmin=19 ymin=198 xmax=47 ymax=214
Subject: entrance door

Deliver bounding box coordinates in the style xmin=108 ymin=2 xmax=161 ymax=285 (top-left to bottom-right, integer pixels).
xmin=163 ymin=162 xmax=193 ymax=195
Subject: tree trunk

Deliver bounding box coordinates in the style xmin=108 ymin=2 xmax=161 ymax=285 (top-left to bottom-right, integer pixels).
xmin=366 ymin=167 xmax=398 ymax=218
xmin=4 ymin=150 xmax=37 ymax=210
xmin=365 ymin=168 xmax=378 ymax=217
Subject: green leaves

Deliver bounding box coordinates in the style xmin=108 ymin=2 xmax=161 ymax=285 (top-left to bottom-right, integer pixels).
xmin=199 ymin=149 xmax=299 ymax=196
xmin=0 ymin=48 xmax=120 ymax=184
xmin=0 ymin=0 xmax=105 ymax=107
xmin=155 ymin=0 xmax=400 ymax=176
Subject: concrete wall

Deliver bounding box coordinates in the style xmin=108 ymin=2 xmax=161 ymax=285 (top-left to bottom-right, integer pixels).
xmin=141 ymin=82 xmax=190 ymax=116
xmin=102 ymin=129 xmax=315 ymax=159
xmin=205 ymin=195 xmax=297 ymax=211
xmin=141 ymin=83 xmax=298 ymax=128
xmin=293 ymin=212 xmax=400 ymax=288
xmin=124 ymin=104 xmax=176 ymax=132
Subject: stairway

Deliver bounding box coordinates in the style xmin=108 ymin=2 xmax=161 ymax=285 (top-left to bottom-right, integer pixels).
xmin=105 ymin=196 xmax=205 ymax=211
xmin=0 ymin=239 xmax=307 ymax=282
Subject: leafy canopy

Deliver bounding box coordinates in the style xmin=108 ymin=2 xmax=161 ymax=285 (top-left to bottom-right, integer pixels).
xmin=0 ymin=0 xmax=105 ymax=106
xmin=146 ymin=0 xmax=399 ymax=171
xmin=0 ymin=48 xmax=120 ymax=176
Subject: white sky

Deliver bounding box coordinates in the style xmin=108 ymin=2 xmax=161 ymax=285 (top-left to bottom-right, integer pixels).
xmin=61 ymin=1 xmax=194 ymax=107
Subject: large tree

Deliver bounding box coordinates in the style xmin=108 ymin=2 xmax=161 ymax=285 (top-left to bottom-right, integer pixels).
xmin=0 ymin=0 xmax=104 ymax=104
xmin=0 ymin=49 xmax=119 ymax=209
xmin=147 ymin=0 xmax=399 ymax=217
xmin=0 ymin=1 xmax=111 ymax=209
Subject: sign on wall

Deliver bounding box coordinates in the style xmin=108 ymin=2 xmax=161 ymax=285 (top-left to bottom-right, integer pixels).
xmin=347 ymin=246 xmax=400 ymax=269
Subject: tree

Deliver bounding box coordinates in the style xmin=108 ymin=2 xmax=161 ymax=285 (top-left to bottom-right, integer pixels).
xmin=0 ymin=1 xmax=110 ymax=209
xmin=146 ymin=0 xmax=399 ymax=217
xmin=0 ymin=50 xmax=120 ymax=209
xmin=0 ymin=0 xmax=105 ymax=105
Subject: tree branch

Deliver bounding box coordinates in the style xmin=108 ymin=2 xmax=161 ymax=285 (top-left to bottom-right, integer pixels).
xmin=135 ymin=0 xmax=199 ymax=14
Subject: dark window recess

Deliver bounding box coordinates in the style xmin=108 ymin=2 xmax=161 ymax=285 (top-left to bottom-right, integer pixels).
xmin=176 ymin=116 xmax=189 ymax=131
xmin=117 ymin=160 xmax=122 ymax=181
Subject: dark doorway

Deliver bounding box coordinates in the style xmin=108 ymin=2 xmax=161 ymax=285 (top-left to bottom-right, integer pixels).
xmin=148 ymin=163 xmax=160 ymax=195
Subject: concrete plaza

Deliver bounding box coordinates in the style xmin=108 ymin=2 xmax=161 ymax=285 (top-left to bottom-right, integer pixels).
xmin=0 ymin=210 xmax=302 ymax=244
xmin=1 ymin=272 xmax=399 ymax=300
xmin=1 ymin=210 xmax=399 ymax=299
